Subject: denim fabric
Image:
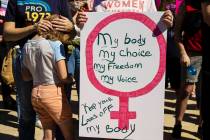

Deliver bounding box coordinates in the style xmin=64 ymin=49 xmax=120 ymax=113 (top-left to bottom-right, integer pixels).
xmin=181 ymin=55 xmax=202 ymax=84
xmin=65 ymin=47 xmax=80 ymax=102
xmin=13 ymin=48 xmax=36 ymax=140
xmin=74 ymin=47 xmax=80 ymax=96
xmin=66 ymin=49 xmax=75 ymax=76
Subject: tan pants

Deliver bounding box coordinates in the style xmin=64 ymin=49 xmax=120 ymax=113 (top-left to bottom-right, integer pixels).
xmin=31 ymin=84 xmax=72 ymax=128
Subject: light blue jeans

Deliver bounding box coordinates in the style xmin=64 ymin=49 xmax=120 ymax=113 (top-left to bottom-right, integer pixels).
xmin=13 ymin=48 xmax=36 ymax=140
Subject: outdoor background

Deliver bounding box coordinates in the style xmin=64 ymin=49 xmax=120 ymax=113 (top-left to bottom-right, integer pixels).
xmin=0 ymin=88 xmax=201 ymax=140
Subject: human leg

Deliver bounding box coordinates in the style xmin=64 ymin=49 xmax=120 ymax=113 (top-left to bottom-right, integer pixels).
xmin=1 ymin=80 xmax=16 ymax=110
xmin=14 ymin=48 xmax=36 ymax=139
xmin=0 ymin=45 xmax=16 ymax=110
xmin=194 ymin=68 xmax=203 ymax=137
xmin=36 ymin=114 xmax=43 ymax=129
xmin=166 ymin=57 xmax=181 ymax=90
xmin=58 ymin=119 xmax=73 ymax=140
xmin=172 ymin=55 xmax=202 ymax=138
xmin=55 ymin=88 xmax=73 ymax=140
xmin=31 ymin=87 xmax=56 ymax=140
xmin=35 ymin=85 xmax=73 ymax=140
xmin=201 ymin=71 xmax=210 ymax=140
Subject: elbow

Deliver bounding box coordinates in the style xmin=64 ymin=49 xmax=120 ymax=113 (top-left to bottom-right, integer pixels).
xmin=59 ymin=74 xmax=68 ymax=82
xmin=3 ymin=27 xmax=15 ymax=41
xmin=3 ymin=31 xmax=13 ymax=42
xmin=60 ymin=75 xmax=74 ymax=84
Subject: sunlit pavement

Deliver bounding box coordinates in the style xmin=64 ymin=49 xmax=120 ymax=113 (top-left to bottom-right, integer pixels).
xmin=0 ymin=89 xmax=201 ymax=140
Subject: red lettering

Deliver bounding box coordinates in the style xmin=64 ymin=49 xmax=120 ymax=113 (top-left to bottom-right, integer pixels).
xmin=114 ymin=1 xmax=121 ymax=7
xmin=139 ymin=0 xmax=144 ymax=11
xmin=122 ymin=0 xmax=130 ymax=7
xmin=106 ymin=1 xmax=114 ymax=9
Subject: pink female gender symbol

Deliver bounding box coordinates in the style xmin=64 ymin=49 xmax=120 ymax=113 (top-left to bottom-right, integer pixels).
xmin=86 ymin=12 xmax=166 ymax=129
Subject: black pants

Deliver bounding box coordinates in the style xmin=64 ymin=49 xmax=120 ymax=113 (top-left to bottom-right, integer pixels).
xmin=201 ymin=23 xmax=210 ymax=140
xmin=201 ymin=71 xmax=210 ymax=140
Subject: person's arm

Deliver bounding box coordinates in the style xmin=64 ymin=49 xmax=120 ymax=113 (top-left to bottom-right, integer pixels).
xmin=174 ymin=3 xmax=190 ymax=67
xmin=76 ymin=11 xmax=88 ymax=29
xmin=4 ymin=20 xmax=53 ymax=42
xmin=161 ymin=10 xmax=174 ymax=28
xmin=3 ymin=0 xmax=36 ymax=41
xmin=51 ymin=0 xmax=75 ymax=33
xmin=201 ymin=2 xmax=210 ymax=26
xmin=3 ymin=0 xmax=53 ymax=42
xmin=51 ymin=15 xmax=74 ymax=33
xmin=54 ymin=43 xmax=74 ymax=83
xmin=3 ymin=22 xmax=36 ymax=41
xmin=56 ymin=59 xmax=68 ymax=81
xmin=21 ymin=66 xmax=33 ymax=81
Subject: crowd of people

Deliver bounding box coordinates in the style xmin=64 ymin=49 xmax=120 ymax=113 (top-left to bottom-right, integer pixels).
xmin=0 ymin=0 xmax=210 ymax=140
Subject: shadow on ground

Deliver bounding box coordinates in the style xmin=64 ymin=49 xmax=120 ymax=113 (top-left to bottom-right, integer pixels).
xmin=0 ymin=89 xmax=201 ymax=140
xmin=0 ymin=100 xmax=18 ymax=139
xmin=164 ymin=90 xmax=200 ymax=140
xmin=0 ymin=101 xmax=18 ymax=128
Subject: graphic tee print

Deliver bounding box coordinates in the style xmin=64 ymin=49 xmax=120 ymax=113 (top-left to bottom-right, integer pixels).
xmin=5 ymin=0 xmax=70 ymax=47
xmin=5 ymin=0 xmax=70 ymax=26
xmin=17 ymin=0 xmax=52 ymax=23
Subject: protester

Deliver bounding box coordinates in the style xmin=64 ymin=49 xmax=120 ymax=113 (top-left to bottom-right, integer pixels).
xmin=172 ymin=0 xmax=203 ymax=138
xmin=21 ymin=14 xmax=75 ymax=140
xmin=3 ymin=0 xmax=74 ymax=139
xmin=159 ymin=1 xmax=181 ymax=92
xmin=0 ymin=0 xmax=16 ymax=111
xmin=201 ymin=1 xmax=210 ymax=139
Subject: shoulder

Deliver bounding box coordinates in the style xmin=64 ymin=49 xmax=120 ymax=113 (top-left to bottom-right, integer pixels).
xmin=48 ymin=40 xmax=62 ymax=49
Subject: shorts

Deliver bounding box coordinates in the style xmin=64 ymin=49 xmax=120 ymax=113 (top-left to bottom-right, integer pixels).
xmin=31 ymin=84 xmax=72 ymax=128
xmin=181 ymin=54 xmax=202 ymax=84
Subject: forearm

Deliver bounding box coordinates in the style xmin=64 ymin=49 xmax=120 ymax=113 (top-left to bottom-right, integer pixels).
xmin=3 ymin=22 xmax=36 ymax=41
xmin=177 ymin=42 xmax=187 ymax=56
xmin=202 ymin=2 xmax=210 ymax=26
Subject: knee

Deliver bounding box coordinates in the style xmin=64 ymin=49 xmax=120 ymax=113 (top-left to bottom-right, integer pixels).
xmin=184 ymin=84 xmax=195 ymax=95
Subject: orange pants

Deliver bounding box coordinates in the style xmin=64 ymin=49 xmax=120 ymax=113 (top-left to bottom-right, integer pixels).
xmin=31 ymin=84 xmax=72 ymax=128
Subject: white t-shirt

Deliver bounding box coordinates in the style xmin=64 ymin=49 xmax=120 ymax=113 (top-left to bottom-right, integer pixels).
xmin=22 ymin=38 xmax=65 ymax=86
xmin=92 ymin=0 xmax=157 ymax=12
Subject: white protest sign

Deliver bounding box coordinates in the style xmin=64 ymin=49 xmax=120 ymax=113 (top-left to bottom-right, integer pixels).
xmin=80 ymin=12 xmax=167 ymax=140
